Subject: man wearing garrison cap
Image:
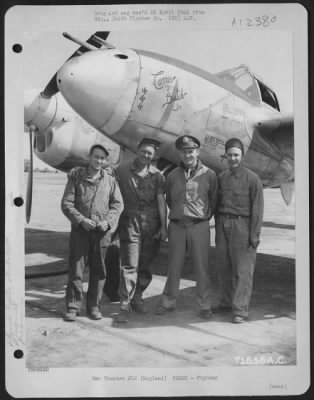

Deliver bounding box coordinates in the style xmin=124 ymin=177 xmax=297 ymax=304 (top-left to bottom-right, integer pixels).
xmin=214 ymin=138 xmax=264 ymax=323
xmin=114 ymin=138 xmax=167 ymax=323
xmin=156 ymin=135 xmax=218 ymax=320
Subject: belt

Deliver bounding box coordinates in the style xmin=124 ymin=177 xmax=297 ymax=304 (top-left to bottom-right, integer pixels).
xmin=171 ymin=218 xmax=207 ymax=225
xmin=218 ymin=213 xmax=249 ymax=219
xmin=123 ymin=206 xmax=159 ymax=217
xmin=126 ymin=205 xmax=157 ymax=212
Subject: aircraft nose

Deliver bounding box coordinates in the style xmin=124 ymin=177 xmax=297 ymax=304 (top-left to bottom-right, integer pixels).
xmin=57 ymin=49 xmax=140 ymax=135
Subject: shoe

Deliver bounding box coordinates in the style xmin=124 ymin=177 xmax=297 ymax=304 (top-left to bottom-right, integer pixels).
xmin=114 ymin=310 xmax=129 ymax=323
xmin=212 ymin=305 xmax=232 ymax=313
xmin=131 ymin=302 xmax=148 ymax=314
xmin=155 ymin=306 xmax=175 ymax=315
xmin=88 ymin=311 xmax=102 ymax=320
xmin=109 ymin=294 xmax=120 ymax=303
xmin=232 ymin=315 xmax=247 ymax=324
xmin=200 ymin=310 xmax=212 ymax=320
xmin=64 ymin=310 xmax=78 ymax=322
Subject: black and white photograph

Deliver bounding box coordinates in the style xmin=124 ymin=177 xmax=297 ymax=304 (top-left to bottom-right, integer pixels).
xmin=4 ymin=3 xmax=310 ymax=398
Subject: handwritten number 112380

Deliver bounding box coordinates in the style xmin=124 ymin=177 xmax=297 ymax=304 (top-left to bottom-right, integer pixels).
xmin=232 ymin=16 xmax=277 ymax=28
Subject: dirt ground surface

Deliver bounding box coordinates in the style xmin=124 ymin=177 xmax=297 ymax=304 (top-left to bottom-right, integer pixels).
xmin=25 ymin=172 xmax=296 ymax=368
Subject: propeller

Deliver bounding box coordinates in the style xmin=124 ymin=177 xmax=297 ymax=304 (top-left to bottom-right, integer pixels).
xmin=41 ymin=31 xmax=111 ymax=98
xmin=25 ymin=125 xmax=36 ymax=223
xmin=24 ymin=32 xmax=112 ymax=222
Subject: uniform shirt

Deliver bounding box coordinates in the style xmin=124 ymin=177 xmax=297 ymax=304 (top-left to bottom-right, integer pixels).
xmin=115 ymin=159 xmax=165 ymax=216
xmin=61 ymin=166 xmax=124 ymax=231
xmin=217 ymin=165 xmax=264 ymax=241
xmin=166 ymin=160 xmax=218 ymax=222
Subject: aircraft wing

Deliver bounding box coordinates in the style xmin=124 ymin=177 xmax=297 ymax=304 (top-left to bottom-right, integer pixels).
xmin=42 ymin=32 xmax=111 ymax=98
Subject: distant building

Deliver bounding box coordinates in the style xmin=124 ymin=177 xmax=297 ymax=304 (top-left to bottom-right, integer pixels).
xmin=24 ymin=158 xmax=58 ymax=173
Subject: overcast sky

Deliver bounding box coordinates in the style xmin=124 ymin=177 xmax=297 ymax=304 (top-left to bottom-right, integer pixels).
xmin=22 ymin=29 xmax=293 ymax=167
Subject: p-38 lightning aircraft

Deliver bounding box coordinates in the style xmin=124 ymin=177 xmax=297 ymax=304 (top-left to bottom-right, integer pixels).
xmin=24 ymin=31 xmax=294 ymax=222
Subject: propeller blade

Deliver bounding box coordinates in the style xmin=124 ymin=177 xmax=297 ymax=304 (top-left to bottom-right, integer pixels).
xmin=26 ymin=127 xmax=34 ymax=223
xmin=41 ymin=31 xmax=111 ymax=98
xmin=280 ymin=181 xmax=295 ymax=206
xmin=41 ymin=72 xmax=59 ymax=98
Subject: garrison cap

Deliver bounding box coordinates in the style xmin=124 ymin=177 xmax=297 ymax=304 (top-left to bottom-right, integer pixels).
xmin=175 ymin=135 xmax=200 ymax=150
xmin=225 ymin=138 xmax=244 ymax=154
xmin=137 ymin=138 xmax=161 ymax=150
xmin=89 ymin=143 xmax=109 ymax=156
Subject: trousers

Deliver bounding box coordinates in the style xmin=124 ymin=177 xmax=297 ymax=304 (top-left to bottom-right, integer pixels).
xmin=103 ymin=239 xmax=120 ymax=300
xmin=66 ymin=227 xmax=111 ymax=313
xmin=161 ymin=220 xmax=212 ymax=310
xmin=118 ymin=213 xmax=161 ymax=309
xmin=215 ymin=215 xmax=256 ymax=317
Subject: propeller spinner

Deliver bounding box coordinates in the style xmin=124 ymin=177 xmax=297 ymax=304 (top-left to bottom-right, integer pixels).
xmin=41 ymin=31 xmax=111 ymax=99
xmin=24 ymin=31 xmax=111 ymax=222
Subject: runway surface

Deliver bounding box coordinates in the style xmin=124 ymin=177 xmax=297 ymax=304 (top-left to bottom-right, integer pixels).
xmin=25 ymin=172 xmax=296 ymax=368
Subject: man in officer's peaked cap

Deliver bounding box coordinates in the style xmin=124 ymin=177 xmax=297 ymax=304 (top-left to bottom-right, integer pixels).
xmin=156 ymin=135 xmax=218 ymax=320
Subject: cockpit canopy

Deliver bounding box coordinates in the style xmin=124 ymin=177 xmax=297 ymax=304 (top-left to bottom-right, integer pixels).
xmin=216 ymin=64 xmax=280 ymax=111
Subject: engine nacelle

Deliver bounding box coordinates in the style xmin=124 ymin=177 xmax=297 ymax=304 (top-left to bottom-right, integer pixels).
xmin=33 ymin=116 xmax=122 ymax=171
xmin=25 ymin=91 xmax=123 ymax=172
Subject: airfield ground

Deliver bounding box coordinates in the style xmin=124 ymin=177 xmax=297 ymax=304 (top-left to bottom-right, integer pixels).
xmin=25 ymin=172 xmax=296 ymax=368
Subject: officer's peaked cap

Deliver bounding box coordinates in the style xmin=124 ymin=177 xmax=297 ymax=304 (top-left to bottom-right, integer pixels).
xmin=175 ymin=135 xmax=200 ymax=150
xmin=137 ymin=138 xmax=161 ymax=149
xmin=225 ymin=138 xmax=244 ymax=154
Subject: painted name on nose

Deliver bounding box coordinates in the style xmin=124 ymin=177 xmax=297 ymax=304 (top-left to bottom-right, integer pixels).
xmin=152 ymin=71 xmax=176 ymax=89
